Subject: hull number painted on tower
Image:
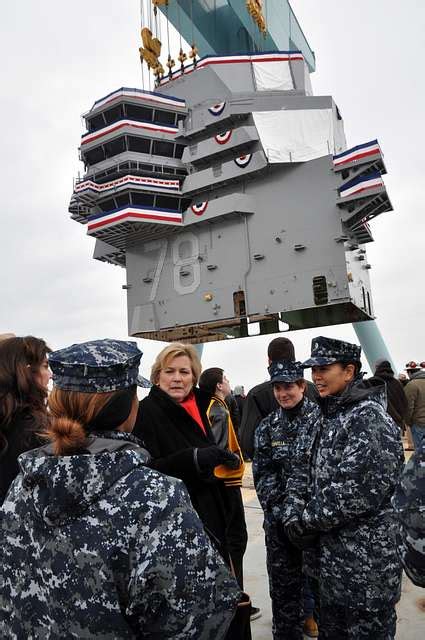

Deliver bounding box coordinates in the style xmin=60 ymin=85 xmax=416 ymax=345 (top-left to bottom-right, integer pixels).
xmin=143 ymin=232 xmax=201 ymax=300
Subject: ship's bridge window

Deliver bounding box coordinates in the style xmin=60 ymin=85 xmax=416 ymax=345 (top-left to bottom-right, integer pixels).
xmin=176 ymin=113 xmax=186 ymax=123
xmin=154 ymin=109 xmax=176 ymax=126
xmin=125 ymin=104 xmax=153 ymax=122
xmin=156 ymin=195 xmax=179 ymax=210
xmin=131 ymin=192 xmax=155 ymax=207
xmin=152 ymin=140 xmax=174 ymax=157
xmin=103 ymin=105 xmax=125 ymax=125
xmin=115 ymin=193 xmax=129 ymax=208
xmin=98 ymin=198 xmax=116 ymax=212
xmin=180 ymin=198 xmax=191 ymax=212
xmin=128 ymin=136 xmax=152 ymax=153
xmin=174 ymin=144 xmax=184 ymax=159
xmin=87 ymin=114 xmax=105 ymax=132
xmin=104 ymin=138 xmax=126 ymax=158
xmin=84 ymin=146 xmax=105 ymax=165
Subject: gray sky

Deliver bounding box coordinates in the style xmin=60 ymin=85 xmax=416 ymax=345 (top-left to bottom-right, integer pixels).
xmin=1 ymin=0 xmax=424 ymax=388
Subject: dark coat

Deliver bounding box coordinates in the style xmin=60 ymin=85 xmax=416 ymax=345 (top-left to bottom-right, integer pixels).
xmin=370 ymin=361 xmax=408 ymax=428
xmin=133 ymin=385 xmax=229 ymax=555
xmin=240 ymin=380 xmax=319 ymax=459
xmin=0 ymin=411 xmax=42 ymax=504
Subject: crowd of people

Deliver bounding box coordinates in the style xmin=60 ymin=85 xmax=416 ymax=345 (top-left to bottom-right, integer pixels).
xmin=0 ymin=331 xmax=423 ymax=639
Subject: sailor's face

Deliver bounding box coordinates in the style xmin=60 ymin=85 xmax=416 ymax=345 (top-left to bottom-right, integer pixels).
xmin=273 ymin=381 xmax=304 ymax=409
xmin=158 ymin=355 xmax=194 ymax=402
xmin=312 ymin=363 xmax=354 ymax=397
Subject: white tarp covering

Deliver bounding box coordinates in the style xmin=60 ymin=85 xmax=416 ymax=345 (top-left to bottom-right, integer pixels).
xmin=253 ymin=109 xmax=335 ymax=163
xmin=253 ymin=61 xmax=294 ymax=91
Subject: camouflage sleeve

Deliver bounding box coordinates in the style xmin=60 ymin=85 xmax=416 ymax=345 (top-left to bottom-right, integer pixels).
xmin=302 ymin=405 xmax=403 ymax=532
xmin=252 ymin=415 xmax=280 ymax=514
xmin=126 ymin=475 xmax=240 ymax=639
xmin=392 ymin=446 xmax=425 ymax=587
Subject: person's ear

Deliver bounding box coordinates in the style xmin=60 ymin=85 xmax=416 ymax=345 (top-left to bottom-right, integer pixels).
xmin=344 ymin=364 xmax=356 ymax=382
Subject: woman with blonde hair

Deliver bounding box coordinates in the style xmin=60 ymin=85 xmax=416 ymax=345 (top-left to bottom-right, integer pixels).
xmin=0 ymin=338 xmax=239 ymax=638
xmin=0 ymin=335 xmax=51 ymax=503
xmin=134 ymin=342 xmax=239 ymax=559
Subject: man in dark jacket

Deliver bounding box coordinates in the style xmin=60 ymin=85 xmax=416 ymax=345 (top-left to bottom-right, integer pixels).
xmin=370 ymin=359 xmax=408 ymax=430
xmin=286 ymin=337 xmax=404 ymax=639
xmin=240 ymin=337 xmax=318 ymax=459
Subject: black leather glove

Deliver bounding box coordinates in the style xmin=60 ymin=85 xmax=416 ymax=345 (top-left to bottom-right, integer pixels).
xmin=284 ymin=517 xmax=319 ymax=550
xmin=194 ymin=446 xmax=240 ymax=473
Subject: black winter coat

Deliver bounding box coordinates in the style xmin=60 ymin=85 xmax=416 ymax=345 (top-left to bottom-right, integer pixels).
xmin=0 ymin=411 xmax=41 ymax=504
xmin=369 ymin=361 xmax=408 ymax=428
xmin=133 ymin=385 xmax=229 ymax=556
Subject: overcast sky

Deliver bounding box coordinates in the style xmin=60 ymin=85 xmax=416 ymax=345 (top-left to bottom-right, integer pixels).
xmin=1 ymin=0 xmax=424 ymax=389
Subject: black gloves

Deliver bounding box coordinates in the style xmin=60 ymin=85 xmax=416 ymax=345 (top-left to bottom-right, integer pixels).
xmin=284 ymin=517 xmax=319 ymax=550
xmin=194 ymin=446 xmax=240 ymax=474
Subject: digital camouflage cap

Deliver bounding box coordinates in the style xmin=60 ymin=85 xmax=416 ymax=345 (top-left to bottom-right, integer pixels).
xmin=48 ymin=338 xmax=150 ymax=393
xmin=303 ymin=336 xmax=361 ymax=368
xmin=268 ymin=360 xmax=305 ymax=383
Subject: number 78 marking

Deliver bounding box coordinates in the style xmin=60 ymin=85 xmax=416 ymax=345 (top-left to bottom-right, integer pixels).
xmin=143 ymin=239 xmax=168 ymax=301
xmin=143 ymin=232 xmax=201 ymax=300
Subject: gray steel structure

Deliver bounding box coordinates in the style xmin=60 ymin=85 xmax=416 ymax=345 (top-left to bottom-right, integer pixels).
xmin=70 ymin=53 xmax=392 ymax=345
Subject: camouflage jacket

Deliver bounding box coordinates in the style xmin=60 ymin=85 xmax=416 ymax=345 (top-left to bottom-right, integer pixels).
xmin=301 ymin=379 xmax=405 ymax=607
xmin=0 ymin=431 xmax=239 ymax=639
xmin=392 ymin=439 xmax=425 ymax=587
xmin=252 ymin=397 xmax=320 ymax=522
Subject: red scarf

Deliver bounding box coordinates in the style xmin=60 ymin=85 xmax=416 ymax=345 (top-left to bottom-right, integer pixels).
xmin=180 ymin=393 xmax=206 ymax=435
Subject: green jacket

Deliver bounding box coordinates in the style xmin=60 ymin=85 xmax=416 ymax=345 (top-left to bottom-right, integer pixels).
xmin=405 ymin=372 xmax=425 ymax=426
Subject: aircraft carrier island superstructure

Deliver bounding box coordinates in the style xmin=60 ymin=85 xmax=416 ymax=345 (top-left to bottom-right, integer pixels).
xmin=69 ymin=1 xmax=393 ymax=346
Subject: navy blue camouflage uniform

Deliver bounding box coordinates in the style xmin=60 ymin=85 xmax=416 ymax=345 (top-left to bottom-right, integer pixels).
xmin=0 ymin=339 xmax=240 ymax=639
xmin=392 ymin=438 xmax=425 ymax=587
xmin=293 ymin=337 xmax=405 ymax=640
xmin=253 ymin=361 xmax=320 ymax=640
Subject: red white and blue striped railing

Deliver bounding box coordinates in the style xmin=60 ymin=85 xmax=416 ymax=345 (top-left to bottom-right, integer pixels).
xmin=81 ymin=119 xmax=178 ymax=146
xmin=75 ymin=175 xmax=180 ymax=196
xmin=85 ymin=87 xmax=186 ymax=115
xmin=338 ymin=171 xmax=384 ymax=199
xmin=333 ymin=140 xmax=381 ymax=169
xmin=87 ymin=205 xmax=183 ymax=233
xmin=159 ymin=51 xmax=304 ymax=85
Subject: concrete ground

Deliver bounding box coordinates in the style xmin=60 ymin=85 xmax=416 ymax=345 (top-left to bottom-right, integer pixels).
xmin=241 ymin=465 xmax=424 ymax=640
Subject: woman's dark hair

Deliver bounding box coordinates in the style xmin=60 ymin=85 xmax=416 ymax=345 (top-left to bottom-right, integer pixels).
xmin=341 ymin=361 xmax=362 ymax=377
xmin=0 ymin=336 xmax=51 ymax=428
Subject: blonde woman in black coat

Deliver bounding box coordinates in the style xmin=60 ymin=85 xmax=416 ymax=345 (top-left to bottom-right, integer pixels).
xmin=133 ymin=343 xmax=239 ymax=559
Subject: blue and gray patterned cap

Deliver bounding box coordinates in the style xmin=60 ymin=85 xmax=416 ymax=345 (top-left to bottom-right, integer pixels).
xmin=303 ymin=336 xmax=361 ymax=367
xmin=268 ymin=360 xmax=305 ymax=383
xmin=49 ymin=339 xmax=150 ymax=393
